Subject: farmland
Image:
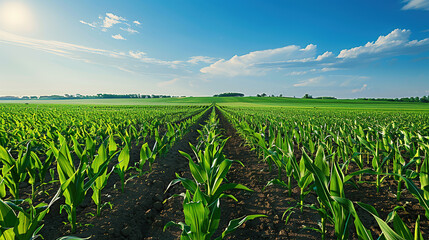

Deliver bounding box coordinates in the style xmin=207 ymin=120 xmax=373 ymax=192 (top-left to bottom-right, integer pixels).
xmin=1 ymin=99 xmax=429 ymax=240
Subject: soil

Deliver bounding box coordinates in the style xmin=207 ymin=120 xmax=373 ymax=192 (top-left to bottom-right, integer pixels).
xmin=29 ymin=106 xmax=429 ymax=239
xmin=38 ymin=109 xmax=210 ymax=240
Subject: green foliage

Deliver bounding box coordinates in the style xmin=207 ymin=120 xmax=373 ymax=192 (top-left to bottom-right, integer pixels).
xmin=165 ymin=109 xmax=265 ymax=239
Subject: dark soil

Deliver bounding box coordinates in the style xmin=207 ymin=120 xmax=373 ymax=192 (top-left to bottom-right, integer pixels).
xmin=39 ymin=109 xmax=210 ymax=240
xmin=215 ymin=108 xmax=328 ymax=240
xmin=35 ymin=106 xmax=429 ymax=239
xmin=214 ymin=108 xmax=429 ymax=239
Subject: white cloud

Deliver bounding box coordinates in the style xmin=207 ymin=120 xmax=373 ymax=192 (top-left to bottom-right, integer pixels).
xmin=158 ymin=78 xmax=179 ymax=87
xmin=402 ymin=0 xmax=429 ymax=10
xmin=112 ymin=34 xmax=126 ymax=40
xmin=103 ymin=13 xmax=126 ymax=28
xmin=289 ymin=71 xmax=308 ymax=76
xmin=337 ymin=29 xmax=429 ymax=59
xmin=200 ymin=44 xmax=321 ymax=76
xmin=120 ymin=27 xmax=139 ymax=34
xmin=187 ymin=56 xmax=216 ymax=64
xmin=321 ymin=67 xmax=339 ymax=72
xmin=81 ymin=13 xmax=141 ymax=40
xmin=129 ymin=51 xmax=146 ymax=59
xmin=0 ymin=29 xmax=120 ymax=58
xmin=79 ymin=20 xmax=96 ymax=28
xmin=0 ymin=29 xmax=191 ymax=75
xmin=316 ymin=51 xmax=333 ymax=61
xmin=293 ymin=76 xmax=323 ymax=87
xmin=128 ymin=51 xmax=183 ymax=68
xmin=200 ymin=29 xmax=429 ymax=77
xmin=352 ymin=84 xmax=368 ymax=93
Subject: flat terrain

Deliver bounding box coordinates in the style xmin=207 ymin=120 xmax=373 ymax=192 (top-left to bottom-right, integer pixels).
xmin=2 ymin=96 xmax=429 ymax=111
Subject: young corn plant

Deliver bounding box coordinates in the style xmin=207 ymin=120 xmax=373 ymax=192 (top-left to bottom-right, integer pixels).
xmin=164 ymin=188 xmax=264 ymax=240
xmin=392 ymin=145 xmax=420 ymax=201
xmin=114 ymin=144 xmax=130 ymax=193
xmin=165 ymin=112 xmax=265 ymax=239
xmin=87 ymin=143 xmax=116 ymax=217
xmin=26 ymin=149 xmax=56 ymax=200
xmin=138 ymin=141 xmax=164 ymax=174
xmin=0 ymin=143 xmax=31 ymax=199
xmin=302 ymin=148 xmax=372 ymax=240
xmin=0 ymin=188 xmax=61 ymax=240
xmin=358 ymin=203 xmax=424 ymax=240
xmin=55 ymin=138 xmax=110 ymax=233
xmin=264 ymin=137 xmax=313 ymax=212
xmin=420 ymin=144 xmax=429 ymax=201
xmin=168 ymin=140 xmax=252 ymax=205
xmin=358 ymin=138 xmax=393 ymax=193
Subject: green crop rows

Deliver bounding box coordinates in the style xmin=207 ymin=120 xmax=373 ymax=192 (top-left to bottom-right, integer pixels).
xmin=1 ymin=102 xmax=429 ymax=239
xmin=220 ymin=105 xmax=429 ymax=239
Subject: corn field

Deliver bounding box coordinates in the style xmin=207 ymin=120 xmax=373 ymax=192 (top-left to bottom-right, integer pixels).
xmin=0 ymin=103 xmax=428 ymax=239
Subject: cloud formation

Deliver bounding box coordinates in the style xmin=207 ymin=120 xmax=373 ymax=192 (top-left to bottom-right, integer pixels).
xmin=103 ymin=13 xmax=126 ymax=28
xmin=200 ymin=44 xmax=328 ymax=76
xmin=402 ymin=0 xmax=429 ymax=10
xmin=0 ymin=29 xmax=120 ymax=58
xmin=352 ymin=84 xmax=368 ymax=93
xmin=201 ymin=29 xmax=429 ymax=77
xmin=120 ymin=27 xmax=139 ymax=34
xmin=0 ymin=29 xmax=202 ymax=75
xmin=157 ymin=78 xmax=179 ymax=87
xmin=293 ymin=76 xmax=323 ymax=87
xmin=79 ymin=20 xmax=96 ymax=28
xmin=187 ymin=56 xmax=216 ymax=64
xmin=80 ymin=13 xmax=142 ymax=40
xmin=337 ymin=29 xmax=429 ymax=59
xmin=112 ymin=34 xmax=126 ymax=40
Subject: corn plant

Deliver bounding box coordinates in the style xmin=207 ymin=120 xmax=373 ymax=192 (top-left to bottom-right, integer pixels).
xmin=168 ymin=140 xmax=252 ymax=205
xmin=420 ymin=144 xmax=429 ymax=201
xmin=87 ymin=143 xmax=116 ymax=217
xmin=0 ymin=188 xmax=61 ymax=240
xmin=358 ymin=138 xmax=393 ymax=193
xmin=165 ymin=111 xmax=265 ymax=239
xmin=114 ymin=145 xmax=130 ymax=193
xmin=302 ymin=148 xmax=371 ymax=240
xmin=55 ymin=138 xmax=110 ymax=233
xmin=358 ymin=203 xmax=424 ymax=240
xmin=138 ymin=142 xmax=159 ymax=174
xmin=26 ymin=150 xmax=56 ymax=200
xmin=0 ymin=143 xmax=31 ymax=199
xmin=164 ymin=188 xmax=264 ymax=240
xmin=392 ymin=146 xmax=419 ymax=201
xmin=264 ymin=137 xmax=313 ymax=212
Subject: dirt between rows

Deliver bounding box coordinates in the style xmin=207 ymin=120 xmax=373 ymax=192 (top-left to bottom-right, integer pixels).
xmin=38 ymin=109 xmax=210 ymax=240
xmin=214 ymin=109 xmax=428 ymax=239
xmin=38 ymin=107 xmax=428 ymax=239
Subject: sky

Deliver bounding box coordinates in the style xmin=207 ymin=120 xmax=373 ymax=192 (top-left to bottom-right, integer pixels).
xmin=0 ymin=0 xmax=428 ymax=98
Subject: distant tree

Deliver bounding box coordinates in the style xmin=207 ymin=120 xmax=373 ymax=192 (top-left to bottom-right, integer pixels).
xmin=213 ymin=92 xmax=244 ymax=97
xmin=261 ymin=93 xmax=267 ymax=97
xmin=279 ymin=94 xmax=283 ymax=97
xmin=257 ymin=94 xmax=261 ymax=97
xmin=303 ymin=93 xmax=312 ymax=99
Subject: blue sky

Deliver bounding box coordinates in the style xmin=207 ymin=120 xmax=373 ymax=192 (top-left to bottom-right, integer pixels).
xmin=0 ymin=0 xmax=428 ymax=98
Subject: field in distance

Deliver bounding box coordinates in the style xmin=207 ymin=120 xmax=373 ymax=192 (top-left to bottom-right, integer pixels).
xmin=2 ymin=96 xmax=429 ymax=111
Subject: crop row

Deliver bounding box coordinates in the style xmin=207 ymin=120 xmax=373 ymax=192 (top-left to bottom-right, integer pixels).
xmin=0 ymin=104 xmax=209 ymax=239
xmin=164 ymin=107 xmax=265 ymax=239
xmin=219 ymin=106 xmax=428 ymax=239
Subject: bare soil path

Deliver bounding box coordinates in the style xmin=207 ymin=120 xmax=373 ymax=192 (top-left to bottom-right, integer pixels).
xmin=40 ymin=109 xmax=210 ymax=240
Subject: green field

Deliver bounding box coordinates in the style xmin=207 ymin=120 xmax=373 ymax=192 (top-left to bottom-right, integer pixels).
xmin=2 ymin=96 xmax=429 ymax=111
xmin=1 ymin=100 xmax=429 ymax=239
